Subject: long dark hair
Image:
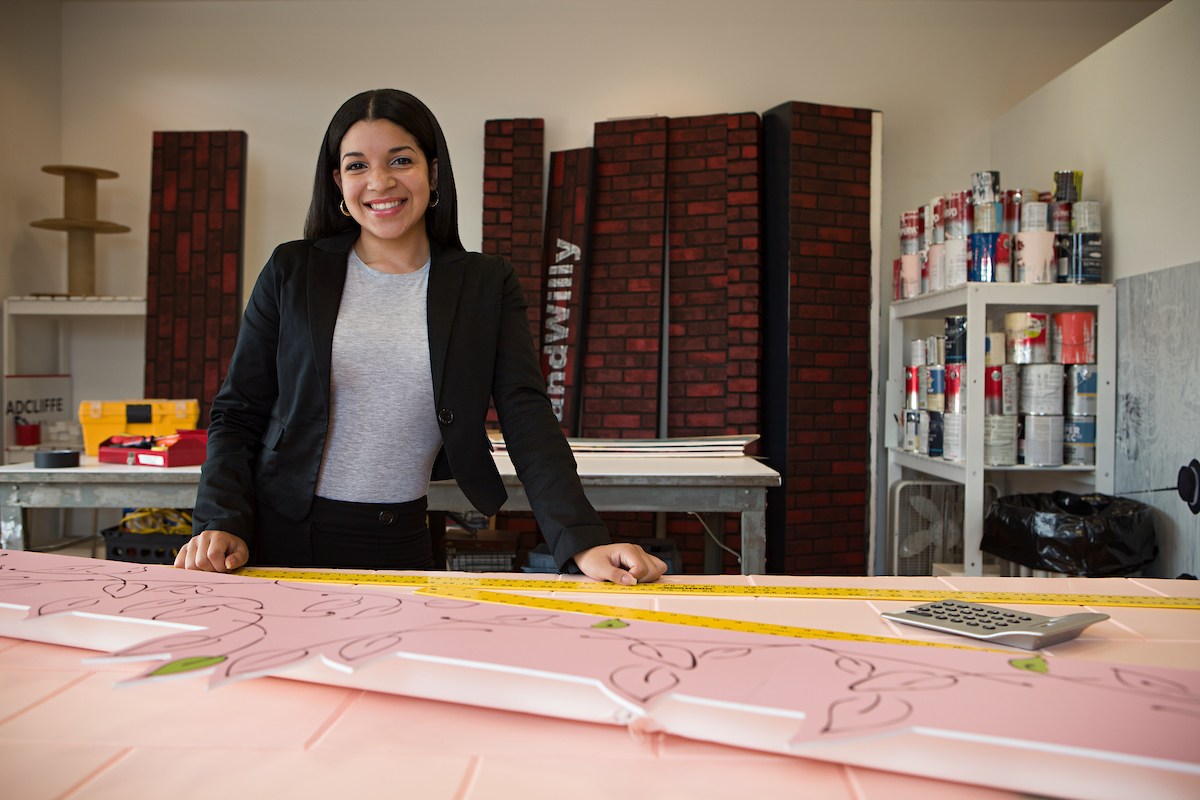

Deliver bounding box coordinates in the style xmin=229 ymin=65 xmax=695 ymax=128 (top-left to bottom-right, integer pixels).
xmin=304 ymin=89 xmax=464 ymax=250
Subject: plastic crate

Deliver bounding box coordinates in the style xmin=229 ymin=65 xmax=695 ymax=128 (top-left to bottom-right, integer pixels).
xmin=101 ymin=526 xmax=189 ymax=565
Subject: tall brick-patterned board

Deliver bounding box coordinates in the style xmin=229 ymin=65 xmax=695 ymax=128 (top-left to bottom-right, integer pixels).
xmin=481 ymin=119 xmax=544 ymax=341
xmin=479 ymin=119 xmax=545 ymax=555
xmin=145 ymin=131 xmax=246 ymax=427
xmin=581 ymin=117 xmax=668 ymax=443
xmin=718 ymin=112 xmax=764 ymax=571
xmin=538 ymin=148 xmax=596 ymax=437
xmin=661 ymin=113 xmax=764 ymax=572
xmin=769 ymin=103 xmax=873 ymax=575
xmin=577 ymin=118 xmax=667 ymax=545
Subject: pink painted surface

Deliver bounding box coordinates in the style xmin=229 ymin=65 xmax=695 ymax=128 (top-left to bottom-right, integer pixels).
xmin=1 ymin=551 xmax=1198 ymax=800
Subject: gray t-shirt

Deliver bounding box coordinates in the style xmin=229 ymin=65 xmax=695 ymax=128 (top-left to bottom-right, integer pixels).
xmin=314 ymin=249 xmax=443 ymax=503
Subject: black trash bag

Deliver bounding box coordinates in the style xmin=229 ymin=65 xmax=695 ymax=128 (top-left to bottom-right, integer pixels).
xmin=982 ymin=492 xmax=1157 ymax=577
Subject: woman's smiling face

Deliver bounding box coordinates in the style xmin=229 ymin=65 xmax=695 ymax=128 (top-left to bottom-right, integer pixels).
xmin=333 ymin=118 xmax=437 ymax=252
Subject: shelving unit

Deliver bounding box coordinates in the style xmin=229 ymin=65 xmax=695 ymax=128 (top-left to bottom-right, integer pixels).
xmin=3 ymin=295 xmax=146 ymax=461
xmin=885 ymin=282 xmax=1116 ymax=576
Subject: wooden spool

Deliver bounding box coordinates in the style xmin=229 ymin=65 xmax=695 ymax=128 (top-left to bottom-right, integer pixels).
xmin=30 ymin=165 xmax=131 ymax=296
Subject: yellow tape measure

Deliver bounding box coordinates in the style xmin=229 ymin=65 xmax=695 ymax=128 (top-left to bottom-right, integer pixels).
xmin=414 ymin=585 xmax=990 ymax=650
xmin=236 ymin=568 xmax=1200 ymax=610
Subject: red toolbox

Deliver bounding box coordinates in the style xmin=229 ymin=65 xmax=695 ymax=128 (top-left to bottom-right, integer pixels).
xmin=97 ymin=429 xmax=207 ymax=467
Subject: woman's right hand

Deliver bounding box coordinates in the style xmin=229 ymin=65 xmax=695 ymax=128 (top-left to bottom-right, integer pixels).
xmin=175 ymin=530 xmax=249 ymax=572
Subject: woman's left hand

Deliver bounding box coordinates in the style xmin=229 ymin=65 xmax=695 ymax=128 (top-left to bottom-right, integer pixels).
xmin=573 ymin=543 xmax=668 ymax=585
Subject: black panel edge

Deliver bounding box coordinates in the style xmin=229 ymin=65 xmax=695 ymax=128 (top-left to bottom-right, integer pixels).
xmin=762 ymin=102 xmax=792 ymax=574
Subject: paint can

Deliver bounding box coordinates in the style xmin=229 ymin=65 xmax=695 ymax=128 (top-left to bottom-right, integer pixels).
xmin=972 ymin=171 xmax=1001 ymax=205
xmin=1050 ymin=312 xmax=1096 ymax=364
xmin=919 ymin=249 xmax=929 ymax=294
xmin=900 ymin=253 xmax=919 ymax=298
xmin=984 ymin=331 xmax=1006 ymax=366
xmin=926 ymin=364 xmax=946 ymax=413
xmin=1001 ymin=190 xmax=1021 ymax=235
xmin=1022 ymin=414 xmax=1064 ymax=467
xmin=927 ymin=242 xmax=945 ymax=292
xmin=930 ymin=196 xmax=945 ymax=244
xmin=927 ymin=410 xmax=944 ymax=457
xmin=1053 ymin=170 xmax=1082 ymax=203
xmin=943 ymin=191 xmax=973 ymax=239
xmin=928 ymin=335 xmax=946 ymax=366
xmin=905 ymin=366 xmax=920 ymax=410
xmin=1020 ymin=202 xmax=1048 ymax=232
xmin=1063 ymin=416 xmax=1096 ymax=466
xmin=944 ymin=364 xmax=966 ymax=414
xmin=1049 ymin=202 xmax=1073 ymax=234
xmin=904 ymin=409 xmax=920 ymax=452
xmin=1005 ymin=312 xmax=1048 ymax=364
xmin=1002 ymin=363 xmax=1019 ymax=415
xmin=943 ymin=238 xmax=969 ymax=287
xmin=1065 ymin=364 xmax=1098 ymax=416
xmin=911 ymin=338 xmax=927 ymax=367
xmin=918 ymin=365 xmax=929 ymax=410
xmin=984 ymin=415 xmax=1019 ymax=466
xmin=942 ymin=412 xmax=963 ymax=462
xmin=1020 ymin=364 xmax=1065 ymax=415
xmin=944 ymin=316 xmax=967 ymax=364
xmin=984 ymin=364 xmax=1020 ymax=416
xmin=918 ymin=410 xmax=930 ymax=455
xmin=900 ymin=211 xmax=920 ymax=255
xmin=968 ymin=232 xmax=1012 ymax=282
xmin=1072 ymin=200 xmax=1101 ymax=233
xmin=1060 ymin=232 xmax=1103 ymax=284
xmin=1015 ymin=231 xmax=1056 ymax=283
xmin=973 ymin=202 xmax=1000 ymax=234
xmin=919 ymin=205 xmax=932 ymax=250
xmin=984 ymin=365 xmax=1004 ymax=415
xmin=1063 ymin=415 xmax=1096 ymax=466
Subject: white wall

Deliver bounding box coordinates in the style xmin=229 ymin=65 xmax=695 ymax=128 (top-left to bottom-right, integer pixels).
xmin=0 ymin=0 xmax=64 ymax=299
xmin=991 ymin=0 xmax=1199 ymax=281
xmin=44 ymin=0 xmax=1162 ymax=302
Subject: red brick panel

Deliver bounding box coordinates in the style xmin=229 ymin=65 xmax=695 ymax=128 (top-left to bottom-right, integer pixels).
xmin=665 ymin=114 xmax=728 ymax=438
xmin=538 ymin=148 xmax=596 ymax=437
xmin=481 ymin=119 xmax=544 ymax=339
xmin=725 ymin=112 xmax=764 ymax=445
xmin=786 ymin=103 xmax=873 ymax=575
xmin=579 ymin=117 xmax=668 ymax=440
xmin=145 ymin=131 xmax=247 ymax=427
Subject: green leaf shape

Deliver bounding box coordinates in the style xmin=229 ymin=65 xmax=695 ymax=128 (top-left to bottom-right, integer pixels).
xmin=592 ymin=618 xmax=629 ymax=629
xmin=150 ymin=656 xmax=228 ymax=676
xmin=1009 ymin=656 xmax=1048 ymax=674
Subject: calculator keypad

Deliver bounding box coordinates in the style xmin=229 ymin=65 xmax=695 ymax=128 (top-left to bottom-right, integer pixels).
xmin=880 ymin=600 xmax=1109 ymax=650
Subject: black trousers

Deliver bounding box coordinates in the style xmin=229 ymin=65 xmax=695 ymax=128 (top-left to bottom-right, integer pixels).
xmin=252 ymin=495 xmax=435 ymax=570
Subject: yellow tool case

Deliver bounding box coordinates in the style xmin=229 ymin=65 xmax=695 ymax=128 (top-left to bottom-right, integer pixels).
xmin=78 ymin=399 xmax=200 ymax=456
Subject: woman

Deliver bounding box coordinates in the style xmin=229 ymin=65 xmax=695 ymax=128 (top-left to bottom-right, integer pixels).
xmin=177 ymin=89 xmax=666 ymax=585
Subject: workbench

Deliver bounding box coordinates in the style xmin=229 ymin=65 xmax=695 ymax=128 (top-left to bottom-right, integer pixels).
xmin=0 ymin=454 xmax=779 ymax=573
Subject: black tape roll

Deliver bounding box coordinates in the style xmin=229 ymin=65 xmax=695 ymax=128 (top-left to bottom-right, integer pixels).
xmin=34 ymin=450 xmax=80 ymax=468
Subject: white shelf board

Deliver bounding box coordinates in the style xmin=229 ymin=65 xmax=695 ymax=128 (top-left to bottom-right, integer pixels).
xmin=891 ymin=282 xmax=1115 ymax=319
xmin=5 ymin=297 xmax=146 ymax=316
xmin=888 ymin=447 xmax=1095 ymax=484
xmin=889 ymin=449 xmax=965 ymax=482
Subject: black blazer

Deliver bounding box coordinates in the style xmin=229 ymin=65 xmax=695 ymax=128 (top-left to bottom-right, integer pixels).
xmin=192 ymin=229 xmax=609 ymax=569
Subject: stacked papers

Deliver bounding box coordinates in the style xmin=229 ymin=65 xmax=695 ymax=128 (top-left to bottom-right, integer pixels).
xmin=488 ymin=433 xmax=758 ymax=457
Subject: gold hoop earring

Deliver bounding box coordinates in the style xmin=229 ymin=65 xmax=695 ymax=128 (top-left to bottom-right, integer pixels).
xmin=428 ymin=189 xmax=439 ymax=209
xmin=340 ymin=199 xmax=351 ymax=217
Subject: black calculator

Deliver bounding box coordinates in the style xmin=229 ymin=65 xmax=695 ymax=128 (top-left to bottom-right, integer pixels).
xmin=881 ymin=600 xmax=1109 ymax=650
